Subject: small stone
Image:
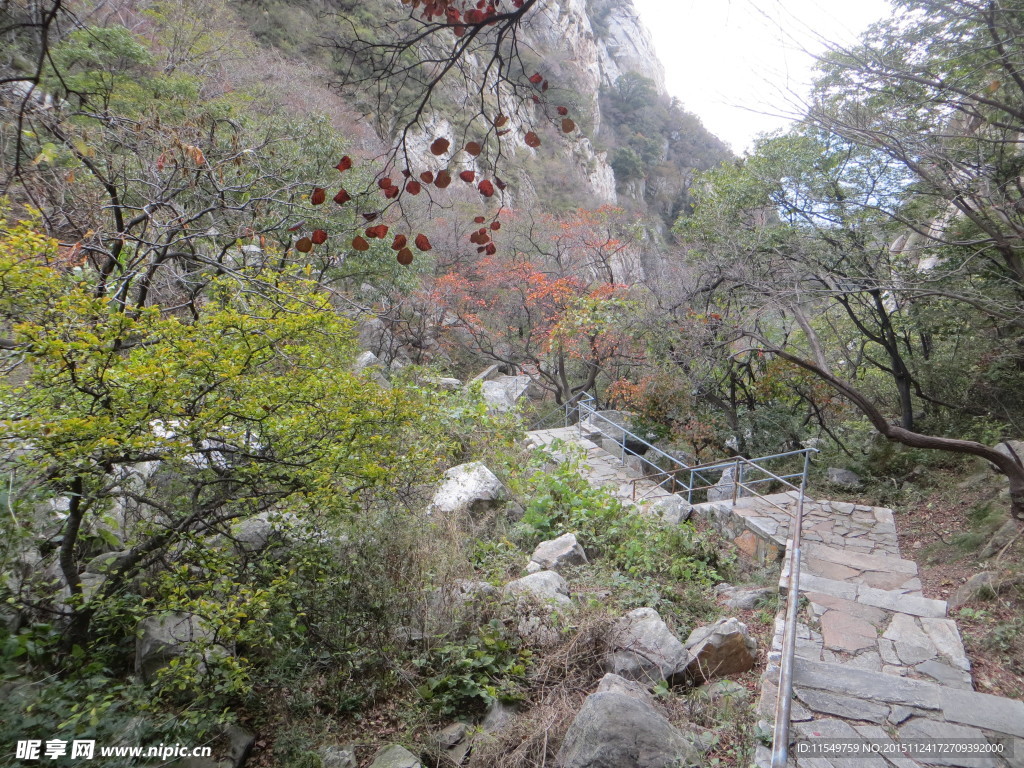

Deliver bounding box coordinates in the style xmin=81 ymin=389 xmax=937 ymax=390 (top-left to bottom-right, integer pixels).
xmin=827 ymin=467 xmax=863 ymax=488
xmin=605 ymin=607 xmax=691 ymax=685
xmin=528 ymin=533 xmax=588 ymax=573
xmin=949 ymin=571 xmax=998 ymax=611
xmin=320 ymin=744 xmax=358 ymax=768
xmin=368 ymin=744 xmax=421 ymax=768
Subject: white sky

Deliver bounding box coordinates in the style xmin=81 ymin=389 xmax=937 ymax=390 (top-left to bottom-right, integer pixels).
xmin=629 ymin=0 xmax=893 ymax=154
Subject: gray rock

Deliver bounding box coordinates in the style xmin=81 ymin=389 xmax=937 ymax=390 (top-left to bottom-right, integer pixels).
xmin=369 ymin=744 xmax=422 ymax=768
xmin=993 ymin=439 xmax=1024 ymax=469
xmin=555 ymin=691 xmax=700 ymax=768
xmin=949 ymin=571 xmax=997 ymax=611
xmin=84 ymin=550 xmax=133 ymax=574
xmin=135 ymin=612 xmax=227 ymax=684
xmin=684 ymin=617 xmax=757 ymax=682
xmin=595 ymin=672 xmax=655 ymax=705
xmin=505 ymin=570 xmax=572 ymax=607
xmin=320 ymin=744 xmax=358 ymax=768
xmin=354 ymin=351 xmax=391 ymax=388
xmin=436 ymin=377 xmax=463 ymax=390
xmin=645 ymin=496 xmax=691 ymax=525
xmin=827 ymin=467 xmax=863 ymax=488
xmin=980 ymin=519 xmax=1020 ymax=558
xmin=431 ymin=722 xmax=471 ymax=765
xmin=428 ymin=462 xmax=508 ymax=517
xmin=707 ymin=466 xmax=740 ymax=503
xmin=528 ymin=533 xmax=588 ymax=573
xmin=226 ymin=725 xmax=255 ymax=768
xmin=715 ymin=584 xmax=774 ymax=611
xmin=605 ymin=607 xmax=691 ymax=685
xmin=229 ymin=514 xmax=274 ymax=553
xmin=481 ymin=375 xmax=532 ymax=413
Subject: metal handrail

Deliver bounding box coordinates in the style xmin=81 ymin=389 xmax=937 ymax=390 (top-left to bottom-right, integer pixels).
xmin=566 ymin=393 xmax=813 ymax=766
xmin=772 ymin=449 xmax=811 ymax=768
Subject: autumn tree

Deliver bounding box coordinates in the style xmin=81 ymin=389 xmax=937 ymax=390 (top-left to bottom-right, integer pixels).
xmin=429 ymin=210 xmax=643 ymax=403
xmin=679 ymin=0 xmax=1024 ymax=520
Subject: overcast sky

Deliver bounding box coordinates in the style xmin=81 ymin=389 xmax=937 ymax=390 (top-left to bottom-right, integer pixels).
xmin=629 ymin=0 xmax=893 ymax=153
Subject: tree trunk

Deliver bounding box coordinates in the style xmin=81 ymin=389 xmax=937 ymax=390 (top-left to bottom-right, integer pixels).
xmin=765 ymin=344 xmax=1024 ymax=521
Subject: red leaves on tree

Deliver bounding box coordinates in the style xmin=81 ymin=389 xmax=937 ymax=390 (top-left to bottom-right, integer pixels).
xmin=557 ymin=106 xmax=569 ymax=116
xmin=484 ymin=242 xmax=497 ymax=255
xmin=335 ymin=156 xmax=352 ymax=172
xmin=494 ymin=115 xmax=508 ymax=127
xmin=561 ymin=118 xmax=576 ymax=133
xmin=470 ymin=229 xmax=491 ymax=245
xmin=311 ymin=187 xmax=326 ymax=205
xmin=430 ymin=137 xmax=451 ymax=155
xmin=406 ymin=180 xmax=422 ymax=195
xmin=415 ymin=233 xmax=432 ymax=251
xmin=420 ymin=171 xmax=434 ymax=184
xmin=490 ymin=221 xmax=501 ymax=231
xmin=454 ymin=25 xmax=466 ymax=36
xmin=334 ymin=188 xmax=352 ymax=205
xmin=465 ymin=8 xmax=483 ymax=23
xmin=524 ymin=132 xmax=541 ymax=148
xmin=402 ymin=168 xmax=412 ymax=178
xmin=362 ymin=211 xmax=380 ymax=221
xmin=459 ymin=170 xmax=476 ymax=183
xmin=311 ymin=229 xmax=328 ymax=245
xmin=352 ymin=236 xmax=370 ymax=251
xmin=378 ymin=177 xmax=393 ymax=190
xmin=435 ymin=170 xmax=452 ymax=188
xmin=392 ymin=234 xmax=408 ymax=250
xmin=295 ymin=237 xmax=313 ymax=253
xmin=529 ymin=73 xmax=543 ymax=85
xmin=383 ymin=185 xmax=400 ymax=199
xmin=465 ymin=141 xmax=482 ymax=156
xmin=478 ymin=179 xmax=495 ymax=197
xmin=474 ymin=216 xmax=486 ymax=224
xmin=396 ymin=247 xmax=414 ymax=265
xmin=365 ymin=224 xmax=389 ymax=239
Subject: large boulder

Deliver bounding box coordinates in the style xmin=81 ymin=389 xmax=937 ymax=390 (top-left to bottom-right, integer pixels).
xmin=369 ymin=744 xmax=421 ymax=768
xmin=527 ymin=533 xmax=588 ymax=573
xmin=604 ymin=608 xmax=691 ymax=685
xmin=428 ymin=462 xmax=509 ymax=517
xmin=683 ymin=617 xmax=757 ymax=682
xmin=707 ymin=466 xmax=751 ymax=503
xmin=353 ymin=350 xmax=391 ymax=389
xmin=644 ymin=496 xmax=691 ymax=525
xmin=555 ymin=691 xmax=701 ymax=768
xmin=505 ymin=570 xmax=572 ymax=607
xmin=481 ymin=375 xmax=532 ymax=413
xmin=505 ymin=570 xmax=572 ymax=646
xmin=135 ymin=612 xmax=229 ymax=684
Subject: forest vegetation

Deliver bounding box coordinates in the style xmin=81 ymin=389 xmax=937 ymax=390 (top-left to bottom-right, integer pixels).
xmin=1 ymin=0 xmax=1022 ymax=765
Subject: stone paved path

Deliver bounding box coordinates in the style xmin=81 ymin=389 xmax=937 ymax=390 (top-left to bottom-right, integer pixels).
xmin=525 ymin=427 xmax=1024 ymax=768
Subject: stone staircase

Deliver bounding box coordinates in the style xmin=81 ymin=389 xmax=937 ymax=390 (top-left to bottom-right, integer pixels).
xmin=525 ymin=427 xmax=1024 ymax=768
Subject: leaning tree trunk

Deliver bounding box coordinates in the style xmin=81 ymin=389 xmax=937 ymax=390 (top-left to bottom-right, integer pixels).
xmin=766 ymin=346 xmax=1024 ymax=522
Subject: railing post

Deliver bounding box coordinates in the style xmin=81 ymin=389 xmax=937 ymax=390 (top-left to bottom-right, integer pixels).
xmin=731 ymin=457 xmax=741 ymax=504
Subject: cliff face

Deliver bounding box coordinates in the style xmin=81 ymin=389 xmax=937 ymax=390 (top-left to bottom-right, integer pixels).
xmin=244 ymin=0 xmax=726 ymax=218
xmin=518 ymin=0 xmax=669 ymax=204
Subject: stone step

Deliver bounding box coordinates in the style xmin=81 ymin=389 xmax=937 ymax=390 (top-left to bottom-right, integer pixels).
xmin=780 ymin=544 xmax=923 ymax=593
xmin=779 ymin=570 xmax=946 ymax=618
xmin=757 ymin=658 xmax=1024 ymax=768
